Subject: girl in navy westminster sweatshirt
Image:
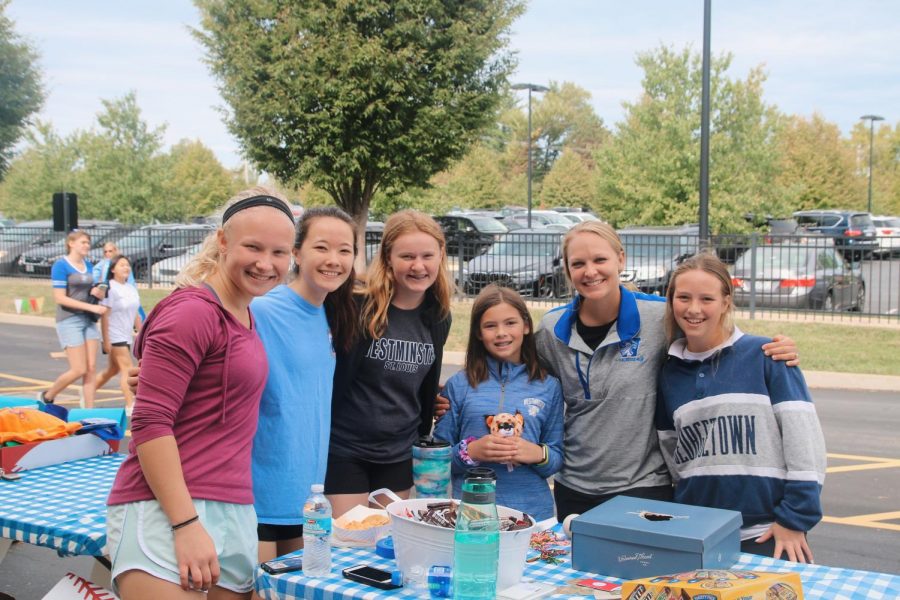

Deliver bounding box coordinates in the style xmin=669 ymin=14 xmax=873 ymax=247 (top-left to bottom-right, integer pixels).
xmin=655 ymin=253 xmax=826 ymax=563
xmin=434 ymin=284 xmax=564 ymax=521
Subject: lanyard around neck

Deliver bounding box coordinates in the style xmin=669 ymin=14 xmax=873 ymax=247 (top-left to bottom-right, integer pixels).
xmin=575 ymin=352 xmax=592 ymax=400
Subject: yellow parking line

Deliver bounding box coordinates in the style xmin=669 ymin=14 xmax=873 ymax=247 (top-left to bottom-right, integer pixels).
xmin=827 ymin=460 xmax=900 ymax=473
xmin=0 ymin=385 xmax=45 ymax=392
xmin=0 ymin=372 xmax=50 ymax=385
xmin=825 ymin=452 xmax=900 ymax=474
xmin=822 ymin=516 xmax=900 ymax=533
xmin=828 ymin=452 xmax=897 ymax=462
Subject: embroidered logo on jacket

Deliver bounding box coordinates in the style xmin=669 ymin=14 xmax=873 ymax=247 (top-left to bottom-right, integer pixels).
xmin=523 ymin=397 xmax=545 ymax=416
xmin=617 ymin=337 xmax=645 ymax=362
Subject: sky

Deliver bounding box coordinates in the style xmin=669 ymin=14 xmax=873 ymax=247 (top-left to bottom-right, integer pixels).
xmin=7 ymin=1 xmax=900 ymax=170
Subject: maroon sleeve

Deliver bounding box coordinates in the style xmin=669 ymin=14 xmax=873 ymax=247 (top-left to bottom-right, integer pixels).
xmin=130 ymin=298 xmax=218 ymax=446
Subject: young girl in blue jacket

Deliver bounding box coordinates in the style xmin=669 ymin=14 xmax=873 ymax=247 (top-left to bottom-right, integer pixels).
xmin=434 ymin=284 xmax=564 ymax=521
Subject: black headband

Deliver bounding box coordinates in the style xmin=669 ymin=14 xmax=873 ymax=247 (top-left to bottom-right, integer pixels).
xmin=222 ymin=195 xmax=295 ymax=225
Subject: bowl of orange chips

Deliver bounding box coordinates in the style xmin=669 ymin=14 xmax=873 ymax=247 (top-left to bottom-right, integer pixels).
xmin=333 ymin=505 xmax=392 ymax=545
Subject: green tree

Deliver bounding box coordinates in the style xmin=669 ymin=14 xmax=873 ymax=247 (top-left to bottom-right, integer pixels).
xmin=540 ymin=150 xmax=594 ymax=210
xmin=0 ymin=122 xmax=79 ymax=220
xmin=162 ymin=139 xmax=238 ymax=220
xmin=76 ymin=93 xmax=168 ymax=223
xmin=850 ymin=120 xmax=900 ymax=216
xmin=774 ymin=114 xmax=863 ymax=213
xmin=195 ymin=0 xmax=524 ymax=268
xmin=502 ymin=82 xmax=607 ymax=182
xmin=0 ymin=1 xmax=44 ymax=180
xmin=595 ymin=46 xmax=780 ymax=232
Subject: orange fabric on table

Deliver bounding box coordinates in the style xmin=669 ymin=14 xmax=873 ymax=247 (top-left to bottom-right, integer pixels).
xmin=0 ymin=407 xmax=82 ymax=444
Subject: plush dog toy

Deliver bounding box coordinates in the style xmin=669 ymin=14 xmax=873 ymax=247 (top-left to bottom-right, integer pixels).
xmin=485 ymin=410 xmax=524 ymax=438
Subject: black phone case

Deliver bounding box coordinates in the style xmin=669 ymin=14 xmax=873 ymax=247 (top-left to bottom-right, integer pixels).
xmin=261 ymin=559 xmax=302 ymax=575
xmin=342 ymin=567 xmax=402 ymax=590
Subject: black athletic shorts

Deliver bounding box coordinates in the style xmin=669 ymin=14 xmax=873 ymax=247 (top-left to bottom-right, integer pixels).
xmin=324 ymin=454 xmax=413 ymax=495
xmin=553 ymin=480 xmax=674 ymax=522
xmin=257 ymin=522 xmax=303 ymax=542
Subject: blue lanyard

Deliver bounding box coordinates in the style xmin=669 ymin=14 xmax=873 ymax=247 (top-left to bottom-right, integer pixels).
xmin=575 ymin=352 xmax=592 ymax=400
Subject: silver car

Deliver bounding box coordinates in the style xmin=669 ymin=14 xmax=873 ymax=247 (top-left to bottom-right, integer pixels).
xmin=731 ymin=239 xmax=865 ymax=311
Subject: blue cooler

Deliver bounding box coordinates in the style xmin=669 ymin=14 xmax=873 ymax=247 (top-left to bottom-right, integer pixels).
xmin=570 ymin=495 xmax=741 ymax=580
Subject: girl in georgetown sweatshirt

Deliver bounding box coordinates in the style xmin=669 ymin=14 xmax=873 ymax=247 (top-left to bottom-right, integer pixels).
xmin=655 ymin=253 xmax=826 ymax=563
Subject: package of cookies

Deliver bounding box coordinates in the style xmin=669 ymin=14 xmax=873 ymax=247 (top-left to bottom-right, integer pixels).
xmin=333 ymin=505 xmax=392 ymax=545
xmin=621 ymin=570 xmax=803 ymax=600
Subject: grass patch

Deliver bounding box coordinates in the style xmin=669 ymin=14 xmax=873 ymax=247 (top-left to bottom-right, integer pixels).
xmin=3 ymin=279 xmax=897 ymax=376
xmin=448 ymin=302 xmax=900 ymax=376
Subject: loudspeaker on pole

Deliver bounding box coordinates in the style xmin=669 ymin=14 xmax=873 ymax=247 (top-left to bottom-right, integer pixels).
xmin=52 ymin=192 xmax=78 ymax=232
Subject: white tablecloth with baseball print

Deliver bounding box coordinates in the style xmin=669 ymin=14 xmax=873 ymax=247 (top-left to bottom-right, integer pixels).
xmin=0 ymin=454 xmax=123 ymax=557
xmin=254 ymin=544 xmax=900 ymax=600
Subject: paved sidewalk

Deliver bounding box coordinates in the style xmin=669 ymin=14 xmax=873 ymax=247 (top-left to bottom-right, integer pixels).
xmin=2 ymin=313 xmax=898 ymax=393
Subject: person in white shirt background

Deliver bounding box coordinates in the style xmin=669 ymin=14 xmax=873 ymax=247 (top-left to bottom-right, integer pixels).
xmin=96 ymin=254 xmax=143 ymax=415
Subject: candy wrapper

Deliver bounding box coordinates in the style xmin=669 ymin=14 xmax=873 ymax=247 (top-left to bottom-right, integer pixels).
xmin=526 ymin=522 xmax=571 ymax=564
xmin=402 ymin=500 xmax=531 ymax=531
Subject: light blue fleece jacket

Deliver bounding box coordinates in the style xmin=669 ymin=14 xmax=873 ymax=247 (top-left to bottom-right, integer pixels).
xmin=433 ymin=357 xmax=564 ymax=520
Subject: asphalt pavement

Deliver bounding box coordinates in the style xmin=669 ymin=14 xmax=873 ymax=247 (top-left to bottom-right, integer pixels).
xmin=0 ymin=317 xmax=898 ymax=598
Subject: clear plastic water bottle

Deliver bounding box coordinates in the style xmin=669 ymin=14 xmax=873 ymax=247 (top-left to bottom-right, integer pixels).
xmin=302 ymin=483 xmax=332 ymax=577
xmin=452 ymin=467 xmax=499 ymax=599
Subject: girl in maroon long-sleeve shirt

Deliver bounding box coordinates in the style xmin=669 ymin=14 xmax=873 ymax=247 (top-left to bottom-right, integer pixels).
xmin=106 ymin=189 xmax=296 ymax=600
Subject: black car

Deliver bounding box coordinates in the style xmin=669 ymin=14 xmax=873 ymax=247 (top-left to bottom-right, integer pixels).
xmin=0 ymin=220 xmax=61 ymax=274
xmin=792 ymin=210 xmax=878 ymax=260
xmin=435 ymin=214 xmax=508 ymax=261
xmin=462 ymin=229 xmax=563 ymax=298
xmin=16 ymin=223 xmax=125 ymax=276
xmin=111 ymin=224 xmax=214 ymax=279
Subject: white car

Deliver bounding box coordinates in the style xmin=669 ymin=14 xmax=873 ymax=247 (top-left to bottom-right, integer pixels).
xmin=872 ymin=216 xmax=900 ymax=258
xmin=558 ymin=212 xmax=601 ymax=224
xmin=151 ymin=244 xmax=201 ymax=285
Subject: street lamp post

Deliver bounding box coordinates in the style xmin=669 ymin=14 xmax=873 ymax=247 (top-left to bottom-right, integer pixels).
xmin=512 ymin=83 xmax=549 ymax=228
xmin=860 ymin=114 xmax=884 ymax=214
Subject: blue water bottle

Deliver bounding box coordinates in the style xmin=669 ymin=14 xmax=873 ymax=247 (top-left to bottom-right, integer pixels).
xmin=452 ymin=467 xmax=499 ymax=599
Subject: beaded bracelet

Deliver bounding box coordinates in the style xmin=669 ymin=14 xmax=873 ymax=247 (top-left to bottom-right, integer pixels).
xmin=458 ymin=436 xmax=480 ymax=466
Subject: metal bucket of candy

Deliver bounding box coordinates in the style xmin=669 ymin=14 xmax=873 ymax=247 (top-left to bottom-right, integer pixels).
xmin=411 ymin=436 xmax=451 ymax=498
xmin=368 ymin=488 xmax=535 ymax=589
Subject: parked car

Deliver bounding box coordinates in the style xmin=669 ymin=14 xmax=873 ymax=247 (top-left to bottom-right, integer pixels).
xmin=792 ymin=210 xmax=878 ymax=260
xmin=151 ymin=244 xmax=202 ymax=286
xmin=619 ymin=226 xmax=699 ymax=294
xmin=435 ymin=214 xmax=508 ymax=260
xmin=558 ymin=212 xmax=601 ymax=224
xmin=462 ymin=229 xmax=564 ymax=298
xmin=112 ymin=224 xmax=214 ymax=279
xmin=16 ymin=222 xmax=124 ymax=276
xmin=501 ymin=210 xmax=574 ymax=232
xmin=731 ymin=238 xmax=865 ymax=311
xmin=0 ymin=220 xmax=61 ymax=274
xmin=871 ymin=215 xmax=900 ymax=258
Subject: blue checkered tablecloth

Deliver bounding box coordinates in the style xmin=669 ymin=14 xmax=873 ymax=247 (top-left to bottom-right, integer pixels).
xmin=0 ymin=453 xmax=123 ymax=557
xmin=255 ymin=545 xmax=900 ymax=600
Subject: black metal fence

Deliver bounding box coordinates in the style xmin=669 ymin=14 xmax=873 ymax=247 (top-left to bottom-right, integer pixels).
xmin=1 ymin=224 xmax=214 ymax=286
xmin=442 ymin=230 xmax=900 ymax=321
xmin=4 ymin=224 xmax=898 ymax=321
